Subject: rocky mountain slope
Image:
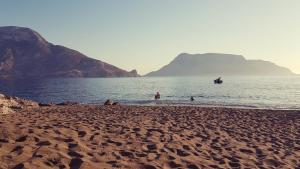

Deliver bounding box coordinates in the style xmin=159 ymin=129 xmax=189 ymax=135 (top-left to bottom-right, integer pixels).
xmin=0 ymin=26 xmax=139 ymax=78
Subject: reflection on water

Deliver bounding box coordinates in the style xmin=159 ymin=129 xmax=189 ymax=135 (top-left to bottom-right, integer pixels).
xmin=0 ymin=76 xmax=299 ymax=109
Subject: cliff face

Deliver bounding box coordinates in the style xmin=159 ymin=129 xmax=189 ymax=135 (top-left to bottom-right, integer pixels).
xmin=146 ymin=53 xmax=294 ymax=76
xmin=0 ymin=26 xmax=139 ymax=78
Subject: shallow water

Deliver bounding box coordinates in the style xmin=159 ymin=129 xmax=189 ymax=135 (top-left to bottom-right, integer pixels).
xmin=0 ymin=76 xmax=299 ymax=109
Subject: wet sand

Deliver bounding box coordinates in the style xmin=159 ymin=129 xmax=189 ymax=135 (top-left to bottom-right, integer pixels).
xmin=0 ymin=104 xmax=299 ymax=169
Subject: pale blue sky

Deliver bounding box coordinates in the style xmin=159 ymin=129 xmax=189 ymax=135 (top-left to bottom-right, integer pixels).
xmin=1 ymin=0 xmax=300 ymax=74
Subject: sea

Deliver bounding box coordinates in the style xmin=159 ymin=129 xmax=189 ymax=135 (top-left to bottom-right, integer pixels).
xmin=0 ymin=76 xmax=299 ymax=110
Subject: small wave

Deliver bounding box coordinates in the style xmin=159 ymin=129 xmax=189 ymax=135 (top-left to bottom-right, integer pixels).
xmin=110 ymin=99 xmax=300 ymax=110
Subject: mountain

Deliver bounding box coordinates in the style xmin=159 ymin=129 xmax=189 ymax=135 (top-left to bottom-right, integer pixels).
xmin=146 ymin=53 xmax=294 ymax=76
xmin=0 ymin=26 xmax=139 ymax=79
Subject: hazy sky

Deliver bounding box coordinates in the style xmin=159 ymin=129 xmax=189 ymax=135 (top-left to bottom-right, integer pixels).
xmin=1 ymin=0 xmax=300 ymax=74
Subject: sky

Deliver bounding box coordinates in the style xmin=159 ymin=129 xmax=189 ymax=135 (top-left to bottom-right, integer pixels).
xmin=0 ymin=0 xmax=300 ymax=75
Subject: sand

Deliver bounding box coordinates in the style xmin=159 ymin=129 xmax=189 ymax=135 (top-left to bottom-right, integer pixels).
xmin=0 ymin=104 xmax=299 ymax=169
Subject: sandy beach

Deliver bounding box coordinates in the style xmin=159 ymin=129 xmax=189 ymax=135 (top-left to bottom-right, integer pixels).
xmin=0 ymin=103 xmax=300 ymax=169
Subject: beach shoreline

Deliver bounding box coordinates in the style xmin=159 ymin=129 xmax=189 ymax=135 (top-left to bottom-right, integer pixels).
xmin=118 ymin=103 xmax=300 ymax=111
xmin=0 ymin=102 xmax=299 ymax=169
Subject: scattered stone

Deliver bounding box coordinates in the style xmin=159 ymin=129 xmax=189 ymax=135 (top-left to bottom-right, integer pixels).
xmin=0 ymin=93 xmax=39 ymax=114
xmin=112 ymin=102 xmax=119 ymax=105
xmin=104 ymin=99 xmax=113 ymax=105
xmin=104 ymin=99 xmax=120 ymax=106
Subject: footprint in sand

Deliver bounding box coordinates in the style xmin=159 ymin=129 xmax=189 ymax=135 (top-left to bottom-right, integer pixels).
xmin=107 ymin=161 xmax=122 ymax=168
xmin=133 ymin=128 xmax=141 ymax=132
xmin=68 ymin=151 xmax=84 ymax=158
xmin=68 ymin=143 xmax=78 ymax=149
xmin=15 ymin=136 xmax=27 ymax=142
xmin=112 ymin=152 xmax=122 ymax=160
xmin=168 ymin=155 xmax=176 ymax=160
xmin=119 ymin=150 xmax=134 ymax=158
xmin=182 ymin=145 xmax=191 ymax=151
xmin=176 ymin=149 xmax=190 ymax=157
xmin=98 ymin=152 xmax=106 ymax=156
xmin=264 ymin=159 xmax=282 ymax=168
xmin=142 ymin=164 xmax=157 ymax=169
xmin=36 ymin=140 xmax=51 ymax=146
xmin=187 ymin=164 xmax=200 ymax=169
xmin=255 ymin=148 xmax=267 ymax=159
xmin=89 ymin=135 xmax=95 ymax=141
xmin=44 ymin=156 xmax=64 ymax=168
xmin=227 ymin=156 xmax=241 ymax=168
xmin=69 ymin=158 xmax=83 ymax=169
xmin=64 ymin=138 xmax=74 ymax=143
xmin=12 ymin=163 xmax=24 ymax=169
xmin=11 ymin=145 xmax=23 ymax=155
xmin=28 ymin=128 xmax=34 ymax=134
xmin=107 ymin=139 xmax=122 ymax=146
xmin=239 ymin=148 xmax=253 ymax=154
xmin=168 ymin=161 xmax=181 ymax=168
xmin=0 ymin=138 xmax=8 ymax=143
xmin=77 ymin=130 xmax=87 ymax=138
xmin=136 ymin=153 xmax=148 ymax=157
xmin=147 ymin=144 xmax=157 ymax=151
xmin=228 ymin=161 xmax=241 ymax=168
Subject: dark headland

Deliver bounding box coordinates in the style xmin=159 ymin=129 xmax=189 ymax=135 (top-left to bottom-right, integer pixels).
xmin=0 ymin=26 xmax=139 ymax=79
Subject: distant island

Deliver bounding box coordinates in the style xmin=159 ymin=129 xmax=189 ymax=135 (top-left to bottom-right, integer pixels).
xmin=0 ymin=26 xmax=139 ymax=79
xmin=146 ymin=53 xmax=294 ymax=76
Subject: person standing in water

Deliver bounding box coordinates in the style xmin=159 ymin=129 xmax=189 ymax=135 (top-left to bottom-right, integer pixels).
xmin=155 ymin=92 xmax=160 ymax=100
xmin=190 ymin=96 xmax=195 ymax=101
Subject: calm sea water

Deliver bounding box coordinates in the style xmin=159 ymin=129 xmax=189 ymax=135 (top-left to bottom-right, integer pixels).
xmin=0 ymin=76 xmax=299 ymax=110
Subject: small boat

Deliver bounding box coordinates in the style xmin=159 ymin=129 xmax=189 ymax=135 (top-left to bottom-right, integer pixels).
xmin=214 ymin=77 xmax=223 ymax=84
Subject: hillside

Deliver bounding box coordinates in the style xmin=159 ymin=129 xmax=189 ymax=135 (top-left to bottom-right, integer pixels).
xmin=0 ymin=26 xmax=139 ymax=78
xmin=146 ymin=53 xmax=294 ymax=76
